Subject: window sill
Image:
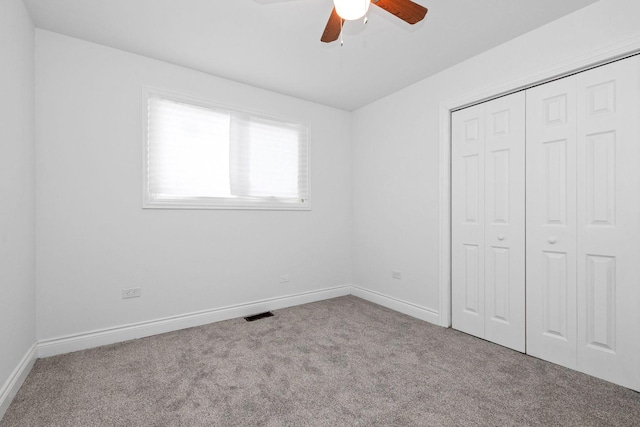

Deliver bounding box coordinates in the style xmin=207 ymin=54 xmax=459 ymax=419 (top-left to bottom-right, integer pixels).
xmin=143 ymin=196 xmax=311 ymax=211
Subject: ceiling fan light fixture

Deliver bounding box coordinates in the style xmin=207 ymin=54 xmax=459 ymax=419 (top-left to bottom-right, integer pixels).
xmin=333 ymin=0 xmax=371 ymax=21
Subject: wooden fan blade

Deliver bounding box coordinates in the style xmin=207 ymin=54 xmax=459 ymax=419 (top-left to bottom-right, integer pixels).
xmin=321 ymin=7 xmax=343 ymax=43
xmin=373 ymin=0 xmax=428 ymax=25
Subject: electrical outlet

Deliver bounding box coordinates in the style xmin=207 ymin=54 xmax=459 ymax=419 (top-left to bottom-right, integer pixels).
xmin=279 ymin=274 xmax=290 ymax=283
xmin=392 ymin=270 xmax=402 ymax=280
xmin=122 ymin=287 xmax=141 ymax=299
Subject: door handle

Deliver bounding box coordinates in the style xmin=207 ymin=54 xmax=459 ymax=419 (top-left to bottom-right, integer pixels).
xmin=497 ymin=234 xmax=505 ymax=241
xmin=548 ymin=236 xmax=558 ymax=244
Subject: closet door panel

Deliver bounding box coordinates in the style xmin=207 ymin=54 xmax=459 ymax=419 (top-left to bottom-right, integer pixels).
xmin=526 ymin=77 xmax=578 ymax=369
xmin=452 ymin=104 xmax=486 ymax=338
xmin=484 ymin=92 xmax=526 ymax=352
xmin=452 ymin=92 xmax=526 ymax=351
xmin=575 ymin=57 xmax=640 ymax=390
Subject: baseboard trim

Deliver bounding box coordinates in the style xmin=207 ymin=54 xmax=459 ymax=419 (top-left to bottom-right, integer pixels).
xmin=0 ymin=343 xmax=37 ymax=420
xmin=350 ymin=286 xmax=440 ymax=325
xmin=37 ymin=285 xmax=351 ymax=358
xmin=2 ymin=285 xmax=438 ymax=418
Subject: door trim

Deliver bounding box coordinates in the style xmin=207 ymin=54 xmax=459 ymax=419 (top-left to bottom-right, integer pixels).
xmin=438 ymin=34 xmax=640 ymax=327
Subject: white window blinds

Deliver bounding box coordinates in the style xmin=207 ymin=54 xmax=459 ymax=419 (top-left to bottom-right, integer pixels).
xmin=147 ymin=97 xmax=232 ymax=198
xmin=229 ymin=113 xmax=308 ymax=200
xmin=145 ymin=91 xmax=309 ymax=210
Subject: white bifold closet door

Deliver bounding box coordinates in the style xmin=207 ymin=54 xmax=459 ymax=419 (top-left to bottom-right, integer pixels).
xmin=451 ymin=92 xmax=526 ymax=352
xmin=526 ymin=56 xmax=640 ymax=390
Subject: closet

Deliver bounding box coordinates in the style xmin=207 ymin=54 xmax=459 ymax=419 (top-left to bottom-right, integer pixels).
xmin=451 ymin=55 xmax=640 ymax=391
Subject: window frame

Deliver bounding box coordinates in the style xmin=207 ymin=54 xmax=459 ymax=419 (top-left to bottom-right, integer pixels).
xmin=142 ymin=87 xmax=311 ymax=211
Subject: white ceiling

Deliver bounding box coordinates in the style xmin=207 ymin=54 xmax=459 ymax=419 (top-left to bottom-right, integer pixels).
xmin=24 ymin=0 xmax=598 ymax=111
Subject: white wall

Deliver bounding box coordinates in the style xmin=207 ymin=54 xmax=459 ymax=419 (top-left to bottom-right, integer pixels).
xmin=25 ymin=0 xmax=640 ymax=346
xmin=35 ymin=30 xmax=352 ymax=341
xmin=0 ymin=0 xmax=36 ymax=406
xmin=352 ymin=0 xmax=640 ymax=316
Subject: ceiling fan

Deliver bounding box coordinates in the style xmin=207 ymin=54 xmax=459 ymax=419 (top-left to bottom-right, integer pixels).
xmin=321 ymin=0 xmax=428 ymax=43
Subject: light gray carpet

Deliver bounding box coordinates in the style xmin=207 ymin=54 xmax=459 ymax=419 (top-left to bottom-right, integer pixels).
xmin=2 ymin=295 xmax=639 ymax=426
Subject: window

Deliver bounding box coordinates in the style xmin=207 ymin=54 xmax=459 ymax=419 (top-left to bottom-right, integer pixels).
xmin=143 ymin=89 xmax=310 ymax=210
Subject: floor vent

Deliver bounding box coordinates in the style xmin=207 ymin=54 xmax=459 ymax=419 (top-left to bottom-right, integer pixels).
xmin=244 ymin=311 xmax=274 ymax=322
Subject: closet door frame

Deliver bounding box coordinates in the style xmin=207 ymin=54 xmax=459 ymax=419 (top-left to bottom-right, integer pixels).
xmin=439 ymin=38 xmax=640 ymax=329
xmin=440 ymin=39 xmax=640 ymax=392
